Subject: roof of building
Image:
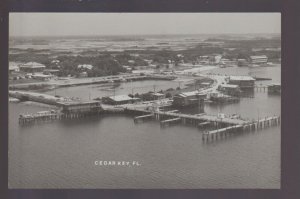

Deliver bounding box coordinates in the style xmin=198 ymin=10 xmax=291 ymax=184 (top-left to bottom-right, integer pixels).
xmin=31 ymin=74 xmax=53 ymax=78
xmin=151 ymin=93 xmax=165 ymax=96
xmin=177 ymin=91 xmax=206 ymax=98
xmin=108 ymin=95 xmax=139 ymax=102
xmin=220 ymin=84 xmax=239 ymax=88
xmin=58 ymin=100 xmax=100 ymax=106
xmin=229 ymin=76 xmax=255 ymax=81
xmin=78 ymin=64 xmax=93 ymax=70
xmin=9 ymin=65 xmax=19 ymax=71
xmin=268 ymin=83 xmax=281 ymax=86
xmin=20 ymin=62 xmax=46 ymax=68
xmin=43 ymin=69 xmax=60 ymax=72
xmin=9 ymin=62 xmax=21 ymax=69
xmin=250 ymin=55 xmax=268 ymax=59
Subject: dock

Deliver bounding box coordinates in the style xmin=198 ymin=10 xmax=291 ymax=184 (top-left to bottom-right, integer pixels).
xmin=160 ymin=117 xmax=181 ymax=127
xmin=134 ymin=114 xmax=154 ymax=123
xmin=198 ymin=121 xmax=211 ymax=128
xmin=19 ymin=110 xmax=61 ymax=124
xmin=151 ymin=110 xmax=248 ymax=126
xmin=202 ymin=116 xmax=280 ymax=142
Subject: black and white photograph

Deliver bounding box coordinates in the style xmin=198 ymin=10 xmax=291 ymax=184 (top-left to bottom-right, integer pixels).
xmin=8 ymin=13 xmax=281 ymax=189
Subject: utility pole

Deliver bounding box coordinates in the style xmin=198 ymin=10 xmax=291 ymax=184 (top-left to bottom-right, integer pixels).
xmin=131 ymin=80 xmax=133 ymax=96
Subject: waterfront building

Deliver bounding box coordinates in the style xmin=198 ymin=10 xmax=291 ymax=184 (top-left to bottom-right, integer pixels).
xmin=268 ymin=83 xmax=281 ymax=94
xmin=149 ymin=92 xmax=165 ymax=100
xmin=102 ymin=95 xmax=141 ymax=105
xmin=249 ymin=55 xmax=268 ymax=65
xmin=209 ymin=92 xmax=240 ymax=104
xmin=217 ymin=84 xmax=241 ymax=96
xmin=58 ymin=101 xmax=102 ymax=114
xmin=228 ymin=76 xmax=255 ymax=89
xmin=172 ymin=91 xmax=206 ymax=111
xmin=19 ymin=62 xmax=46 ymax=73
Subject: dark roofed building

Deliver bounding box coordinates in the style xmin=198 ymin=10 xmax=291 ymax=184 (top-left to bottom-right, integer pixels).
xmin=228 ymin=76 xmax=255 ymax=89
xmin=102 ymin=95 xmax=141 ymax=105
xmin=172 ymin=91 xmax=206 ymax=112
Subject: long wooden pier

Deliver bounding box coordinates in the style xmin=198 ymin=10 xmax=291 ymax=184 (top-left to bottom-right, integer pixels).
xmin=160 ymin=117 xmax=181 ymax=127
xmin=19 ymin=110 xmax=62 ymax=124
xmin=202 ymin=116 xmax=280 ymax=142
xmin=134 ymin=114 xmax=154 ymax=123
xmin=125 ymin=107 xmax=280 ymax=142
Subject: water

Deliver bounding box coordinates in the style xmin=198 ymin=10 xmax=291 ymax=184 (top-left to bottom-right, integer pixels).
xmin=44 ymin=80 xmax=181 ymax=100
xmin=9 ymin=66 xmax=281 ymax=189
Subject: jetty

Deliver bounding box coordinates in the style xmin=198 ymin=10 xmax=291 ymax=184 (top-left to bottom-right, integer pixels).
xmin=134 ymin=114 xmax=154 ymax=123
xmin=202 ymin=116 xmax=280 ymax=142
xmin=19 ymin=110 xmax=61 ymax=124
xmin=160 ymin=117 xmax=181 ymax=127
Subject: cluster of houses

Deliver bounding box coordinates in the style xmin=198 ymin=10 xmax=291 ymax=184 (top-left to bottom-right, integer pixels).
xmin=9 ymin=61 xmax=97 ymax=80
xmin=9 ymin=62 xmax=55 ymax=81
xmin=197 ymin=54 xmax=268 ymax=67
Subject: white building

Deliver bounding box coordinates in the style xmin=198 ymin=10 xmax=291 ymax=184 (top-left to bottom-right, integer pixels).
xmin=9 ymin=62 xmax=20 ymax=72
xmin=249 ymin=55 xmax=268 ymax=64
xmin=78 ymin=64 xmax=94 ymax=70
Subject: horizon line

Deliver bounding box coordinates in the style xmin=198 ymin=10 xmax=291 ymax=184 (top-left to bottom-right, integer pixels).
xmin=10 ymin=32 xmax=281 ymax=38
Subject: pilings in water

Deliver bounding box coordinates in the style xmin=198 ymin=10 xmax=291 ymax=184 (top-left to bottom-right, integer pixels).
xmin=19 ymin=110 xmax=102 ymax=125
xmin=160 ymin=117 xmax=181 ymax=128
xmin=202 ymin=116 xmax=281 ymax=142
xmin=19 ymin=111 xmax=62 ymax=125
xmin=255 ymin=86 xmax=268 ymax=92
xmin=198 ymin=121 xmax=211 ymax=128
xmin=134 ymin=114 xmax=154 ymax=123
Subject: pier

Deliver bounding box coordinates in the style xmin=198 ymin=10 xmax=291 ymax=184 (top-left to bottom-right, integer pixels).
xmin=198 ymin=121 xmax=211 ymax=128
xmin=19 ymin=110 xmax=61 ymax=124
xmin=160 ymin=117 xmax=181 ymax=127
xmin=202 ymin=116 xmax=280 ymax=142
xmin=15 ymin=90 xmax=280 ymax=143
xmin=134 ymin=114 xmax=154 ymax=123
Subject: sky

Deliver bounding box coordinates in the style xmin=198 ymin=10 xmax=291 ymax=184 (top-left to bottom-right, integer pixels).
xmin=9 ymin=13 xmax=281 ymax=37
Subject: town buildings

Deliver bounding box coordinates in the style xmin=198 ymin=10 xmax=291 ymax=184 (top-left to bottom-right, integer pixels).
xmin=227 ymin=76 xmax=255 ymax=89
xmin=19 ymin=62 xmax=46 ymax=73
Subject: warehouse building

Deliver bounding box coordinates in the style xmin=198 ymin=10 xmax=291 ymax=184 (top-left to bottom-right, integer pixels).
xmin=102 ymin=95 xmax=141 ymax=105
xmin=228 ymin=76 xmax=255 ymax=89
xmin=217 ymin=84 xmax=241 ymax=96
xmin=172 ymin=91 xmax=206 ymax=112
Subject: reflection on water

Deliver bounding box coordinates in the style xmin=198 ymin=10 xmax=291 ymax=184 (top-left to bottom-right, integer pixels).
xmin=9 ymin=65 xmax=281 ymax=189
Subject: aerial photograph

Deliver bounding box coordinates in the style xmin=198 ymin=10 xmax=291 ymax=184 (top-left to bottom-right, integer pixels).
xmin=8 ymin=13 xmax=281 ymax=189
